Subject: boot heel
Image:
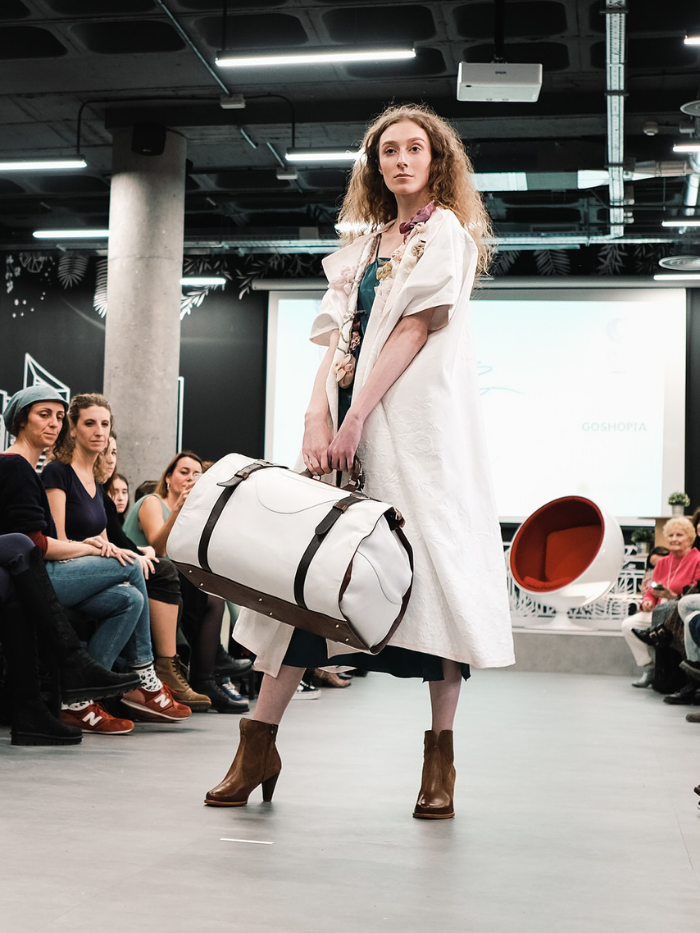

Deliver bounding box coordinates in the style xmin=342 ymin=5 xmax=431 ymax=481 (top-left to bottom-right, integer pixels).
xmin=262 ymin=772 xmax=279 ymax=802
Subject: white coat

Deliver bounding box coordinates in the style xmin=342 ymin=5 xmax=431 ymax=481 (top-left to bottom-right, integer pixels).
xmin=234 ymin=207 xmax=515 ymax=674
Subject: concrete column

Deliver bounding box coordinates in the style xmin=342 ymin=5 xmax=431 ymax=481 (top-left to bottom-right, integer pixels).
xmin=104 ymin=127 xmax=186 ymax=489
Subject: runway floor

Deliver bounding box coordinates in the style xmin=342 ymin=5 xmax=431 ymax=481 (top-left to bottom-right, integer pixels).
xmin=1 ymin=670 xmax=699 ymax=933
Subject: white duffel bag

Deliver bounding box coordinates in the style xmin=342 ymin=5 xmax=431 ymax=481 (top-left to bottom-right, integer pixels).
xmin=168 ymin=453 xmax=414 ymax=653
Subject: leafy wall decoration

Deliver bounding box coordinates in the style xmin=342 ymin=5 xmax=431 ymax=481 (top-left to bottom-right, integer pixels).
xmin=93 ymin=258 xmax=108 ymax=318
xmin=235 ymin=253 xmax=322 ymax=298
xmin=534 ymin=249 xmax=571 ymax=276
xmin=596 ymin=242 xmax=627 ymax=275
xmin=180 ymin=285 xmax=214 ymax=320
xmin=492 ymin=249 xmax=521 ymax=275
xmin=57 ymin=253 xmax=89 ymax=288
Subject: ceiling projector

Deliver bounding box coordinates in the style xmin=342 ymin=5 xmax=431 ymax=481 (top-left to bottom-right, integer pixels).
xmin=457 ymin=62 xmax=542 ymax=102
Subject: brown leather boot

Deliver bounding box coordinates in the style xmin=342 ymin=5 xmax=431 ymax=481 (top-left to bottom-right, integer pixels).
xmin=155 ymin=656 xmax=212 ymax=712
xmin=413 ymin=729 xmax=456 ymax=819
xmin=204 ymin=718 xmax=281 ymax=807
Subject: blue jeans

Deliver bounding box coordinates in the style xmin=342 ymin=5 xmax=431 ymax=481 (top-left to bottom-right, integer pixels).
xmin=677 ymin=594 xmax=700 ymax=663
xmin=46 ymin=556 xmax=153 ymax=670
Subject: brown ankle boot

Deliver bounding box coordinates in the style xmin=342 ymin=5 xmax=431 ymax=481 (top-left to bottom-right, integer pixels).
xmin=413 ymin=730 xmax=456 ymax=819
xmin=205 ymin=718 xmax=281 ymax=807
xmin=155 ymin=656 xmax=212 ymax=712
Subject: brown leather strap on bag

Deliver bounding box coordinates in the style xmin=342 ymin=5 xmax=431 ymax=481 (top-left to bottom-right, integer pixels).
xmin=197 ymin=461 xmax=283 ymax=573
xmin=293 ymin=494 xmax=364 ymax=610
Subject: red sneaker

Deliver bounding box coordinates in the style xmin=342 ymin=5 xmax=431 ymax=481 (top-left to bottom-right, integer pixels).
xmin=61 ymin=702 xmax=134 ymax=735
xmin=121 ymin=683 xmax=192 ymax=722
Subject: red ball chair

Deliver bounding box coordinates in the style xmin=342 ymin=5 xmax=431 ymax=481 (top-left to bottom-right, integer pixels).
xmin=510 ymin=496 xmax=625 ymax=626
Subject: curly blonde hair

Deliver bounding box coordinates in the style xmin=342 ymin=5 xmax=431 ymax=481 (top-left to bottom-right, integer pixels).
xmin=337 ymin=103 xmax=492 ymax=277
xmin=662 ymin=517 xmax=696 ymax=545
xmin=51 ymin=393 xmax=113 ymax=483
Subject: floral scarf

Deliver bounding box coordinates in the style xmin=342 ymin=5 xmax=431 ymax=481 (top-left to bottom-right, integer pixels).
xmin=330 ymin=202 xmax=436 ymax=387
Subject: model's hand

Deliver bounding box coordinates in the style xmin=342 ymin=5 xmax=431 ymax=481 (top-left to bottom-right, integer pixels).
xmin=640 ymin=599 xmax=654 ymax=612
xmin=302 ymin=414 xmax=333 ymax=476
xmin=138 ymin=545 xmax=157 ymax=560
xmin=327 ymin=412 xmax=363 ymax=474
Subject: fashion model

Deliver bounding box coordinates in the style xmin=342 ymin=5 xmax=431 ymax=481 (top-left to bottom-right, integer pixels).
xmin=206 ymin=103 xmax=515 ymax=818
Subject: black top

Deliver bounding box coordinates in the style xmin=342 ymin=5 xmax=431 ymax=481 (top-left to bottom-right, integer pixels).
xmin=0 ymin=453 xmax=57 ymax=538
xmin=41 ymin=460 xmax=107 ymax=541
xmin=102 ymin=488 xmax=138 ymax=551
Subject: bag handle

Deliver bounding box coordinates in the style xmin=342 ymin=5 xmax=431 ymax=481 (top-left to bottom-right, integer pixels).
xmin=300 ymin=457 xmax=365 ymax=495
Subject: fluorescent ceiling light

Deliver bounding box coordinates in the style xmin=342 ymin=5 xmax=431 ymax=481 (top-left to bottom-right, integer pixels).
xmin=684 ymin=36 xmax=700 ymax=45
xmin=216 ymin=48 xmax=415 ymax=68
xmin=286 ymin=148 xmax=359 ymax=163
xmin=673 ymin=142 xmax=700 ymax=152
xmin=471 ymin=172 xmax=528 ymax=192
xmin=0 ymin=158 xmax=87 ymax=171
xmin=180 ymin=276 xmax=226 ymax=286
xmin=577 ymin=169 xmax=610 ymax=189
xmin=33 ymin=229 xmax=109 ymax=239
xmin=662 ymin=219 xmax=700 ymax=227
xmin=653 ymin=273 xmax=700 ymax=280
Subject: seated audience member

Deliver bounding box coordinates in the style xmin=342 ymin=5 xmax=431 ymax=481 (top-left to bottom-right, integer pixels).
xmin=42 ymin=393 xmax=191 ymax=730
xmin=678 ymin=593 xmax=700 ymax=688
xmin=692 ymin=508 xmax=700 ymax=552
xmin=622 ymin=546 xmax=670 ymax=687
xmin=0 ymin=532 xmax=82 ymax=746
xmin=626 ymin=519 xmax=700 ymax=693
xmin=101 ymin=432 xmax=210 ymax=711
xmin=123 ymin=451 xmax=251 ymax=713
xmin=134 ymin=479 xmax=157 ymax=501
xmin=0 ymin=389 xmax=144 ymax=735
xmin=106 ymin=469 xmax=129 ymax=516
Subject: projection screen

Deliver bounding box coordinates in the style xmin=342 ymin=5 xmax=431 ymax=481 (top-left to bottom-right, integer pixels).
xmin=265 ymin=287 xmax=686 ymax=522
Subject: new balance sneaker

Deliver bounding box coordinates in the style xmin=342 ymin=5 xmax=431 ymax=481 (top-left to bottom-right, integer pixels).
xmin=292 ymin=681 xmax=321 ymax=700
xmin=121 ymin=683 xmax=192 ymax=722
xmin=61 ymin=702 xmax=134 ymax=735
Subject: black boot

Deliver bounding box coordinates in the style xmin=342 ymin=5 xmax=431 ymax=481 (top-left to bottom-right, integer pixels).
xmin=632 ymin=621 xmax=672 ymax=647
xmin=12 ymin=547 xmax=140 ymax=703
xmin=663 ymin=679 xmax=700 ymax=705
xmin=192 ymin=677 xmax=249 ymax=713
xmin=0 ymin=600 xmax=82 ymax=746
xmin=214 ymin=644 xmax=253 ymax=679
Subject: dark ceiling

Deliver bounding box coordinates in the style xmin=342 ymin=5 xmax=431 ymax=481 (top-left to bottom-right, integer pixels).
xmin=1 ymin=0 xmax=700 ymax=253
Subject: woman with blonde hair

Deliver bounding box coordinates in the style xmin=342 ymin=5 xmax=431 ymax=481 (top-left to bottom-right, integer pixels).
xmin=43 ymin=393 xmax=192 ymax=731
xmin=627 ymin=517 xmax=700 ymax=694
xmin=207 ymin=103 xmax=514 ymax=818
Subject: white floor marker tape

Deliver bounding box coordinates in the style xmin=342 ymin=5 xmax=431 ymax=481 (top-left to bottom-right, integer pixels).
xmin=220 ymin=838 xmax=274 ymax=845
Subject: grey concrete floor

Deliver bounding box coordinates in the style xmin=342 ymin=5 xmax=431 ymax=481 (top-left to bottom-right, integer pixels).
xmin=1 ymin=671 xmax=699 ymax=933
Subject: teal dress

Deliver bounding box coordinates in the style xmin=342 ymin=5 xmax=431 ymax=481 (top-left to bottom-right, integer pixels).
xmin=122 ymin=495 xmax=171 ymax=557
xmin=282 ymin=258 xmax=470 ymax=682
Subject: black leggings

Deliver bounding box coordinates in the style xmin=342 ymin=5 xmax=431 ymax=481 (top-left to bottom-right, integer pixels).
xmin=178 ymin=575 xmax=225 ymax=680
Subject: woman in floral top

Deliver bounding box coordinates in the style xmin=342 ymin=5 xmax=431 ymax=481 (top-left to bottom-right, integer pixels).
xmin=208 ymin=104 xmax=515 ymax=819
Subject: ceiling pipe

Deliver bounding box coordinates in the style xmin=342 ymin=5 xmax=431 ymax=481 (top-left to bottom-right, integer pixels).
xmin=605 ymin=0 xmax=627 ymax=238
xmin=153 ymin=0 xmax=231 ymax=96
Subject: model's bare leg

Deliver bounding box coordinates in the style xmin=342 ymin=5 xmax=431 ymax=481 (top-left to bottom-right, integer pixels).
xmin=253 ymin=664 xmax=306 ymax=725
xmin=428 ymin=658 xmax=462 ymax=733
xmin=148 ymin=599 xmax=178 ymax=656
xmin=205 ymin=663 xmax=304 ymax=807
xmin=415 ymin=659 xmax=461 ymax=820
